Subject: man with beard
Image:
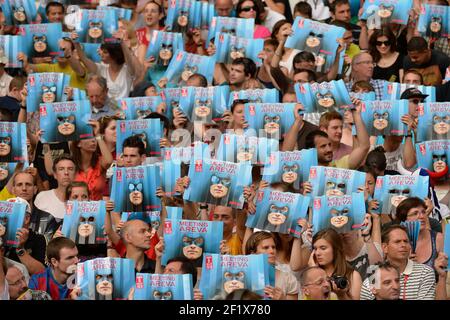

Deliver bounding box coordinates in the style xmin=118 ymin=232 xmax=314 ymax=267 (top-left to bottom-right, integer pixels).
xmin=29 ymin=237 xmax=79 ymax=300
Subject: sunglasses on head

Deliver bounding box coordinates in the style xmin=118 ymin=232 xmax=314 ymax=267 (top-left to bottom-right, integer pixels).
xmin=376 ymin=40 xmax=391 ymax=46
xmin=240 ymin=6 xmax=255 ymax=12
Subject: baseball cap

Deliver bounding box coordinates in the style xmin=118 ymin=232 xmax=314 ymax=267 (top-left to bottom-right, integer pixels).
xmin=400 ymin=88 xmax=429 ymax=100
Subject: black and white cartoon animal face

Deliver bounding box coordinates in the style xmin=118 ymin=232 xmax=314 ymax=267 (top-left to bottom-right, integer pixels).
xmin=373 ymin=111 xmax=389 ymax=131
xmin=432 ymin=114 xmax=450 ymax=136
xmin=329 ymin=207 xmax=350 ymax=228
xmin=152 ymin=289 xmax=173 ymax=300
xmin=267 ymin=204 xmax=289 ymax=226
xmin=263 ymin=114 xmax=281 ymax=135
xmin=281 ymin=164 xmax=299 ymax=184
xmin=223 ymin=271 xmax=245 ymax=294
xmin=57 ymin=114 xmax=76 ymax=136
xmin=181 ymin=65 xmax=198 ymax=82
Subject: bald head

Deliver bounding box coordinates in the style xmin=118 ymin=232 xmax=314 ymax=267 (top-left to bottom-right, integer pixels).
xmin=121 ymin=220 xmax=152 ymax=250
xmin=351 ymin=52 xmax=374 ymax=82
xmin=215 ymin=0 xmax=234 ymax=17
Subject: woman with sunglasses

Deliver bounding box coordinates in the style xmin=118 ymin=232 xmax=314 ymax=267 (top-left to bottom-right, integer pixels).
xmin=236 ymin=0 xmax=271 ymax=39
xmin=369 ymin=28 xmax=404 ymax=82
xmin=394 ymin=197 xmax=443 ymax=268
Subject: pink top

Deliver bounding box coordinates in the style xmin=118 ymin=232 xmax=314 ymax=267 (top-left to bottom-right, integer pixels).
xmin=253 ymin=25 xmax=271 ymax=39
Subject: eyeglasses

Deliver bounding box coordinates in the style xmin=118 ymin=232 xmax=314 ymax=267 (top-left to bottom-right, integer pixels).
xmin=406 ymin=210 xmax=427 ymax=219
xmin=240 ymin=6 xmax=255 ymax=12
xmin=376 ymin=40 xmax=391 ymax=47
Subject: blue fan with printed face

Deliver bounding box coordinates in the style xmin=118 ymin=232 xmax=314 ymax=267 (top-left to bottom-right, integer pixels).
xmin=444 ymin=226 xmax=450 ymax=271
xmin=400 ymin=220 xmax=421 ymax=253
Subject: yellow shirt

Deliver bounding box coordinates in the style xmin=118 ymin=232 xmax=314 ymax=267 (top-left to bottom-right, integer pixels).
xmin=330 ymin=155 xmax=350 ymax=169
xmin=0 ymin=187 xmax=15 ymax=201
xmin=227 ymin=233 xmax=243 ymax=256
xmin=33 ymin=63 xmax=87 ymax=90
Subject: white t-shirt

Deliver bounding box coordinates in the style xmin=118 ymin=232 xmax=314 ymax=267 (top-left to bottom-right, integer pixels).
xmin=280 ymin=49 xmax=300 ymax=75
xmin=263 ymin=8 xmax=286 ymax=32
xmin=34 ymin=189 xmax=66 ymax=220
xmin=95 ymin=62 xmax=133 ymax=101
xmin=293 ymin=0 xmax=331 ymax=21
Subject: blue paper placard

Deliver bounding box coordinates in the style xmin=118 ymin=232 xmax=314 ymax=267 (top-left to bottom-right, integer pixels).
xmin=418 ymin=4 xmax=450 ymax=39
xmin=40 ymin=100 xmax=94 ymax=143
xmin=27 ymin=72 xmax=71 ymax=112
xmin=416 ymin=140 xmax=450 ymax=179
xmin=146 ymin=30 xmax=184 ymax=69
xmin=118 ymin=96 xmax=166 ymax=120
xmin=134 ymin=273 xmax=193 ymax=300
xmin=229 ymin=88 xmax=280 ymax=105
xmin=382 ymin=82 xmax=436 ymax=103
xmin=19 ymin=23 xmax=63 ymax=61
xmin=0 ymin=201 xmax=26 ymax=248
xmin=312 ymin=193 xmax=366 ymax=234
xmin=0 ymin=122 xmax=28 ymax=163
xmin=214 ymin=33 xmax=264 ymax=66
xmin=116 ymin=119 xmax=163 ymax=157
xmin=373 ymin=175 xmax=429 ymax=215
xmin=0 ymin=35 xmax=23 ymax=68
xmin=360 ymin=0 xmax=413 ymax=27
xmin=360 ymin=100 xmax=409 ymax=136
xmin=77 ymin=9 xmax=119 ymax=44
xmin=207 ymin=16 xmax=255 ymax=45
xmin=1 ymin=0 xmax=37 ymax=25
xmin=417 ymin=102 xmax=450 ymax=142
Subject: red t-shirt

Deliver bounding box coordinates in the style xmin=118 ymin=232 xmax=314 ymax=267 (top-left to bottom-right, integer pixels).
xmin=113 ymin=232 xmax=160 ymax=260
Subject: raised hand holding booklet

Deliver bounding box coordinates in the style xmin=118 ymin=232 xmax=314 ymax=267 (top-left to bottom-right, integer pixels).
xmin=118 ymin=95 xmax=166 ymax=120
xmin=416 ymin=140 xmax=450 ymax=179
xmin=418 ymin=4 xmax=449 ymax=39
xmin=417 ymin=102 xmax=450 ymax=142
xmin=0 ymin=122 xmax=27 ymax=163
xmin=27 ymin=72 xmax=70 ymax=112
xmin=214 ymin=33 xmax=263 ymax=66
xmin=207 ymin=17 xmax=255 ymax=45
xmin=0 ymin=201 xmax=26 ymax=248
xmin=116 ymin=119 xmax=163 ymax=157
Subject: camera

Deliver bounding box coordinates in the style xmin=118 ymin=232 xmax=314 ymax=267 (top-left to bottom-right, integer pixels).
xmin=329 ymin=275 xmax=348 ymax=290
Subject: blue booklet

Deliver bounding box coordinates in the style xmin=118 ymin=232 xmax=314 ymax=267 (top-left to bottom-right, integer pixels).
xmin=401 ymin=220 xmax=421 ymax=253
xmin=134 ymin=273 xmax=193 ymax=300
xmin=116 ymin=119 xmax=163 ymax=157
xmin=0 ymin=201 xmax=26 ymax=248
xmin=162 ymin=142 xmax=209 ymax=165
xmin=0 ymin=35 xmax=22 ymax=68
xmin=0 ymin=122 xmax=27 ymax=163
xmin=295 ymin=80 xmax=353 ymax=114
xmin=19 ymin=23 xmax=62 ymax=61
xmin=118 ymin=96 xmax=166 ymax=120
xmin=162 ymin=218 xmax=223 ymax=265
xmin=244 ymin=103 xmax=296 ymax=140
xmin=76 ymin=257 xmax=135 ymax=300
xmin=246 ymin=188 xmax=310 ymax=237
xmin=178 ymin=86 xmax=230 ymax=123
xmin=308 ymin=166 xmax=367 ymax=198
xmin=110 ymin=165 xmax=162 ymax=212
xmin=39 ymin=100 xmax=93 ymax=143
xmin=1 ymin=0 xmax=37 ymax=25
xmin=97 ymin=5 xmax=132 ymax=20
xmin=161 ymin=87 xmax=185 ymax=121
xmin=199 ymin=253 xmax=273 ymax=300
xmin=166 ymin=206 xmax=183 ymax=220
xmin=285 ymin=17 xmax=345 ymax=72
xmin=360 ymin=0 xmax=413 ymax=27
xmin=382 ymin=82 xmax=436 ymax=102
xmin=165 ymin=0 xmax=196 ymax=33
xmin=229 ymin=88 xmax=280 ymax=105
xmin=61 ymin=201 xmax=107 ymax=245
xmin=77 ymin=9 xmax=119 ymax=44
xmin=262 ymin=149 xmax=318 ymax=190
xmin=216 ymin=133 xmax=279 ymax=166
xmin=27 ymin=72 xmax=70 ymax=112
xmin=214 ymin=33 xmax=263 ymax=66
xmin=0 ymin=163 xmax=18 ymax=190
xmin=121 ymin=211 xmax=161 ymax=232
xmin=417 ymin=102 xmax=450 ymax=142
xmin=161 ymin=158 xmax=180 ymax=197
xmin=312 ymin=193 xmax=366 ymax=234
xmin=418 ymin=4 xmax=450 ymax=39
xmin=207 ymin=17 xmax=254 ymax=45
xmin=81 ymin=43 xmax=102 ymax=63
xmin=164 ymin=50 xmax=216 ymax=87
xmin=373 ymin=175 xmax=429 ymax=215
xmin=360 ymin=100 xmax=409 ymax=136
xmin=146 ymin=31 xmax=184 ymax=70
xmin=349 ymin=91 xmax=376 ymax=101
xmin=192 ymin=0 xmax=215 ymax=32
xmin=416 ymin=140 xmax=450 ymax=179
xmin=183 ymin=158 xmax=252 ymax=209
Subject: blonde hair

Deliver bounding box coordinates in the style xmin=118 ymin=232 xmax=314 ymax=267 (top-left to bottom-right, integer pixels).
xmin=119 ymin=18 xmax=138 ymax=49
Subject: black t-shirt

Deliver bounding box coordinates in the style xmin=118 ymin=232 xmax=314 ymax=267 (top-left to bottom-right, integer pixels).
xmin=373 ymin=54 xmax=404 ymax=83
xmin=403 ymin=50 xmax=450 ymax=86
xmin=33 ymin=141 xmax=70 ymax=189
xmin=135 ymin=255 xmax=156 ymax=274
xmin=6 ymin=229 xmax=46 ymax=264
xmin=436 ymin=81 xmax=450 ymax=102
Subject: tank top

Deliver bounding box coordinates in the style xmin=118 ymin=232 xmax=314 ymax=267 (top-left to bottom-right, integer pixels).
xmin=422 ymin=229 xmax=438 ymax=268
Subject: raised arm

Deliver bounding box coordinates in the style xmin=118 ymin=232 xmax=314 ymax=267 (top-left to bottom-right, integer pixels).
xmin=74 ymin=42 xmax=98 ymax=75
xmin=281 ymin=104 xmax=304 ymax=151
xmin=347 ymin=100 xmax=370 ymax=169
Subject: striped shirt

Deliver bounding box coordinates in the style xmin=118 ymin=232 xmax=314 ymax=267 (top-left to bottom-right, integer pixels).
xmin=360 ymin=260 xmax=436 ymax=300
xmin=29 ymin=267 xmax=70 ymax=300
